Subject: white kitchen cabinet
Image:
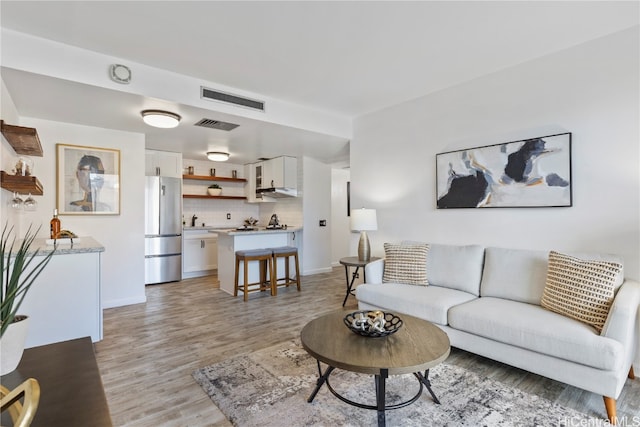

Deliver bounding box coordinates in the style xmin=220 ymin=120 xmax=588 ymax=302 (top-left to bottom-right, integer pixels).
xmin=257 ymin=156 xmax=297 ymax=189
xmin=245 ymin=163 xmax=275 ymax=203
xmin=183 ymin=232 xmax=218 ymax=278
xmin=145 ymin=149 xmax=183 ymax=177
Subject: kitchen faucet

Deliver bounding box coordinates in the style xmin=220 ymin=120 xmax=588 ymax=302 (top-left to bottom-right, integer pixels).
xmin=191 ymin=214 xmax=198 ymax=227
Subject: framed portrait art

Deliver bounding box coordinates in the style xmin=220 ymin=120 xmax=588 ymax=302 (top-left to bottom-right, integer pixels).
xmin=436 ymin=133 xmax=572 ymax=209
xmin=56 ymin=144 xmax=121 ymax=215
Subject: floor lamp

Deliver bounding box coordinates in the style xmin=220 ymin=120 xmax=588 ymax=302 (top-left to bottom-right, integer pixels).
xmin=350 ymin=208 xmax=378 ymax=261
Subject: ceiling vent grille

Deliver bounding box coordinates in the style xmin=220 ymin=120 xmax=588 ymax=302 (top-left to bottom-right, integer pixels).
xmin=201 ymin=86 xmax=265 ymax=112
xmin=194 ymin=118 xmax=240 ymax=131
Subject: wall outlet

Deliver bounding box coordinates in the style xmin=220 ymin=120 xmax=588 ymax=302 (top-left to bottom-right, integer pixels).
xmin=319 ymin=219 xmax=326 ymax=226
xmin=226 ymin=213 xmax=231 ymax=220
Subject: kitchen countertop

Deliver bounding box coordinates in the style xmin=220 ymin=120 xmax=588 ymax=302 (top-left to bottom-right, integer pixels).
xmin=19 ymin=237 xmax=105 ymax=256
xmin=210 ymin=226 xmax=302 ymax=236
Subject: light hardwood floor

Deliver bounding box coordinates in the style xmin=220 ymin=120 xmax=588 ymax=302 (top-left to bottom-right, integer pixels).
xmin=95 ymin=268 xmax=639 ymax=426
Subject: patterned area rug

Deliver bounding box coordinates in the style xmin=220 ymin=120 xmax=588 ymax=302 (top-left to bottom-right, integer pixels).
xmin=193 ymin=340 xmax=590 ymax=426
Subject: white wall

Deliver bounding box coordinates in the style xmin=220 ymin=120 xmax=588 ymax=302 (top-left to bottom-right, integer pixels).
xmin=351 ymin=27 xmax=640 ymax=280
xmin=1 ymin=116 xmax=147 ymax=308
xmin=1 ymin=80 xmax=22 ymax=230
xmin=331 ymin=168 xmax=351 ymax=265
xmin=301 ymin=156 xmax=332 ymax=274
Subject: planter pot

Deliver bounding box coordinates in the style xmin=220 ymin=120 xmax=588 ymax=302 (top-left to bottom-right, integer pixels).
xmin=0 ymin=315 xmax=29 ymax=375
xmin=207 ymin=188 xmax=222 ymax=196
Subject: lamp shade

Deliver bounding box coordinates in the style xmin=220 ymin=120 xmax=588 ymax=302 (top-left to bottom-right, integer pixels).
xmin=207 ymin=152 xmax=230 ymax=162
xmin=350 ymin=208 xmax=377 ymax=231
xmin=141 ymin=110 xmax=181 ymax=128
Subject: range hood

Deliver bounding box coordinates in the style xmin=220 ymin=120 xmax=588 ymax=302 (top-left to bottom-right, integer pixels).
xmin=256 ymin=187 xmax=297 ymax=198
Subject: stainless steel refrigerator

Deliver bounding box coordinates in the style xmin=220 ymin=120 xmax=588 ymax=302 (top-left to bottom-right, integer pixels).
xmin=145 ymin=176 xmax=182 ymax=284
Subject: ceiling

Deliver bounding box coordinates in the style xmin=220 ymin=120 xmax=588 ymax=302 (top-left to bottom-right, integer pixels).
xmin=1 ymin=1 xmax=637 ymax=165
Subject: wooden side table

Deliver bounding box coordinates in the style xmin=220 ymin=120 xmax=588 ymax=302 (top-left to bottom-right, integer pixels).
xmin=339 ymin=256 xmax=381 ymax=306
xmin=0 ymin=337 xmax=112 ymax=426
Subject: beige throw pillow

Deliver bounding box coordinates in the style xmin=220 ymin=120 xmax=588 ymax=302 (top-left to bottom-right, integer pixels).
xmin=541 ymin=251 xmax=622 ymax=333
xmin=382 ymin=243 xmax=429 ymax=286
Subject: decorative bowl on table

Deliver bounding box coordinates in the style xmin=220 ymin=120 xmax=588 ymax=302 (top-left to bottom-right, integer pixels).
xmin=343 ymin=311 xmax=403 ymax=338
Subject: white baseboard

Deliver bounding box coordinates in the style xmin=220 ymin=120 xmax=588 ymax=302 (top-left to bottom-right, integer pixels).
xmin=103 ymin=295 xmax=147 ymax=309
xmin=302 ymin=267 xmax=333 ymax=276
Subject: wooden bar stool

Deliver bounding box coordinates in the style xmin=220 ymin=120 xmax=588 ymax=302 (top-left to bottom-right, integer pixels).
xmin=269 ymin=246 xmax=301 ymax=295
xmin=234 ymin=249 xmax=274 ymax=301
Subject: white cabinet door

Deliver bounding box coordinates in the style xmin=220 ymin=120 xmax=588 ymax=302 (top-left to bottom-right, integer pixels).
xmin=202 ymin=237 xmax=218 ymax=270
xmin=183 ymin=236 xmax=217 ymax=273
xmin=254 ymin=161 xmax=265 ymax=189
xmin=261 ymin=156 xmax=297 ymax=188
xmin=145 ymin=150 xmax=182 ymax=177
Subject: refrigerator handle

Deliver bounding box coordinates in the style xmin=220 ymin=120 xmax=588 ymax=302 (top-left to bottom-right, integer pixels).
xmin=161 ymin=185 xmax=166 ymax=196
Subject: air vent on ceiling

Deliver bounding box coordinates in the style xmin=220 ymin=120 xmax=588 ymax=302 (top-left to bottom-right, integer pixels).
xmin=201 ymin=86 xmax=265 ymax=112
xmin=194 ymin=118 xmax=240 ymax=131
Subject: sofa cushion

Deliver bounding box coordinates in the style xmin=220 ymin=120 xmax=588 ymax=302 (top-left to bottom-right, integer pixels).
xmin=356 ymin=283 xmax=477 ymax=326
xmin=448 ymin=297 xmax=624 ymax=370
xmin=480 ymin=247 xmax=550 ymax=304
xmin=382 ymin=243 xmax=429 ymax=285
xmin=402 ymin=241 xmax=484 ymax=296
xmin=541 ymin=251 xmax=623 ymax=333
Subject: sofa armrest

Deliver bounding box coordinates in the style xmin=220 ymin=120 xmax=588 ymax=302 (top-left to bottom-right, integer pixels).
xmin=601 ymin=279 xmax=640 ymax=353
xmin=364 ymin=259 xmax=385 ymax=284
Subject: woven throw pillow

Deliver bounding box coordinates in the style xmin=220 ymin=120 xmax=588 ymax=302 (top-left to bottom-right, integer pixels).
xmin=540 ymin=251 xmax=622 ymax=333
xmin=382 ymin=243 xmax=429 ymax=285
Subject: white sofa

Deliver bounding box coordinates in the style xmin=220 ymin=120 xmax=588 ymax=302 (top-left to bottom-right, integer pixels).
xmin=356 ymin=243 xmax=640 ymax=423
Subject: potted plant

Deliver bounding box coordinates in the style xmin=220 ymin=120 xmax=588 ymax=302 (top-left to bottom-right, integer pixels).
xmin=1 ymin=224 xmax=55 ymax=375
xmin=207 ymin=183 xmax=222 ymax=196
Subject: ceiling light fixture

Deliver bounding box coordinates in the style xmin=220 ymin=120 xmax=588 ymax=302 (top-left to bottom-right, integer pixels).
xmin=141 ymin=110 xmax=181 ymax=128
xmin=207 ymin=151 xmax=230 ymax=162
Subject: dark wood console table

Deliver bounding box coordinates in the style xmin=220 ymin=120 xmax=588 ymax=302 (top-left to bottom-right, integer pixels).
xmin=0 ymin=337 xmax=112 ymax=426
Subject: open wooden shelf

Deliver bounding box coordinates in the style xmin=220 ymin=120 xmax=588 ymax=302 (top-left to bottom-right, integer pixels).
xmin=1 ymin=120 xmax=43 ymax=157
xmin=1 ymin=171 xmax=44 ymax=195
xmin=183 ymin=194 xmax=246 ymax=200
xmin=183 ymin=174 xmax=246 ymax=183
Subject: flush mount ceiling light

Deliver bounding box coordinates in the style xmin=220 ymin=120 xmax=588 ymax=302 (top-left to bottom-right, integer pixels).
xmin=141 ymin=110 xmax=181 ymax=128
xmin=207 ymin=151 xmax=230 ymax=162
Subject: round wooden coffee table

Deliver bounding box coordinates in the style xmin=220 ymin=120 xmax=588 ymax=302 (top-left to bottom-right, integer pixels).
xmin=300 ymin=310 xmax=450 ymax=427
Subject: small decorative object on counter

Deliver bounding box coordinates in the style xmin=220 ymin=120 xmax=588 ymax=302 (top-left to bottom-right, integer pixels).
xmin=207 ymin=184 xmax=222 ymax=196
xmin=244 ymin=217 xmax=258 ymax=227
xmin=344 ymin=310 xmax=403 ymax=338
xmin=210 ymin=168 xmax=216 ymax=176
xmin=187 ymin=166 xmax=194 ymax=175
xmin=232 ymin=170 xmax=237 ymax=178
xmin=50 ymin=209 xmax=61 ymax=239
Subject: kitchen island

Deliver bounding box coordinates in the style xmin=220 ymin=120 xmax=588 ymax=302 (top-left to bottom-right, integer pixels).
xmin=16 ymin=237 xmax=105 ymax=347
xmin=211 ymin=227 xmax=302 ymax=296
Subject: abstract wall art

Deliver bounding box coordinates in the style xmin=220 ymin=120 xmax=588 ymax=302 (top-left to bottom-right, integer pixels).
xmin=436 ymin=133 xmax=572 ymax=208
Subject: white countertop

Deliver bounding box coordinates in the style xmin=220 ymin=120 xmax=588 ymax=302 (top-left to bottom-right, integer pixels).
xmin=210 ymin=227 xmax=302 ymax=236
xmin=19 ymin=237 xmax=105 ymax=256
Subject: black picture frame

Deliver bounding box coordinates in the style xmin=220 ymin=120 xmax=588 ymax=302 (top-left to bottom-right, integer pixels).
xmin=347 ymin=181 xmax=351 ymax=216
xmin=436 ymin=133 xmax=572 ymax=208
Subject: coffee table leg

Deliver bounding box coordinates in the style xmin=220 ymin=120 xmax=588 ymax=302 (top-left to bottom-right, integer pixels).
xmin=307 ymin=360 xmax=335 ymax=403
xmin=375 ymin=368 xmax=388 ymax=427
xmin=416 ymin=369 xmax=440 ymax=404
